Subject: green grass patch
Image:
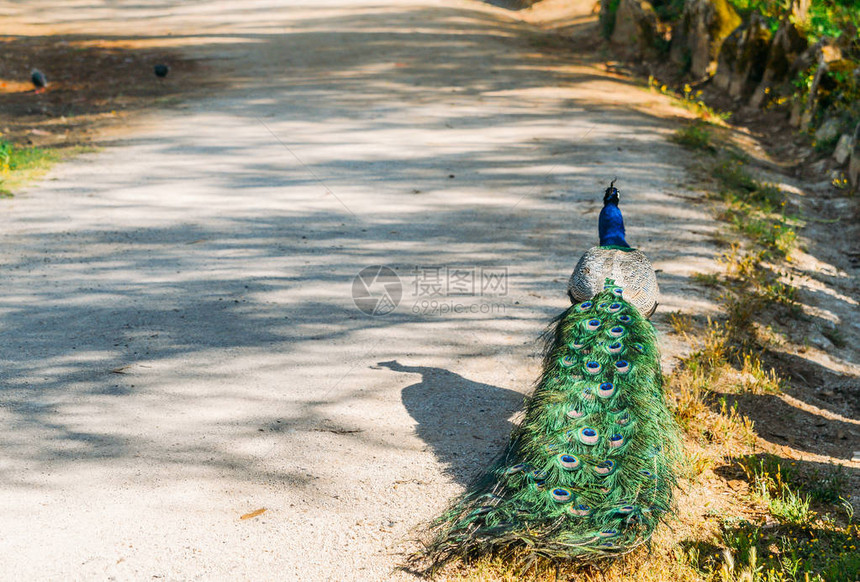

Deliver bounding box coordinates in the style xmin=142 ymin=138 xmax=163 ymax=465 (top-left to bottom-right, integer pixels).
xmin=702 ymin=455 xmax=858 ymax=581
xmin=713 ymin=159 xmax=758 ymax=194
xmin=0 ymin=140 xmax=62 ymax=197
xmin=821 ymin=325 xmax=847 ymax=349
xmin=709 ymin=157 xmax=799 ymax=259
xmin=715 ymin=521 xmax=860 ymax=582
xmin=740 ymin=455 xmax=814 ymax=525
xmin=692 ymin=272 xmax=722 ymax=288
xmin=672 ymin=123 xmax=716 ymax=151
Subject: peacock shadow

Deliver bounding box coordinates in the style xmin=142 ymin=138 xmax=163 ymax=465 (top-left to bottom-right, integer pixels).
xmin=375 ymin=360 xmax=525 ymax=486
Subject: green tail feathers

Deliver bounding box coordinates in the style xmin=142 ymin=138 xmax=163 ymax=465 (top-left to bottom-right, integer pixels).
xmin=424 ymin=282 xmax=682 ymax=566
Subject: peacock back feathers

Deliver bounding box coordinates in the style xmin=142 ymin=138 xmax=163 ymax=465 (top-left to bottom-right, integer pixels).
xmin=423 ymin=280 xmax=681 ymax=567
xmin=568 ymin=247 xmax=659 ymax=318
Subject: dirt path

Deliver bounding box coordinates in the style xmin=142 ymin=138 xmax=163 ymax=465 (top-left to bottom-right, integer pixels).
xmin=0 ymin=1 xmax=721 ymax=579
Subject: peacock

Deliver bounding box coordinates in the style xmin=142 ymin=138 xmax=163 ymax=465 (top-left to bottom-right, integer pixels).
xmin=422 ymin=180 xmax=682 ymax=569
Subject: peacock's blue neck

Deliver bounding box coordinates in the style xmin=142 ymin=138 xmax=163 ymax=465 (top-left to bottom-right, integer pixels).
xmin=598 ymin=203 xmax=630 ymax=248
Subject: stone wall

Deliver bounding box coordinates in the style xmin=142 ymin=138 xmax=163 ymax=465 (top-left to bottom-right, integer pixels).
xmin=600 ymin=0 xmax=860 ymax=186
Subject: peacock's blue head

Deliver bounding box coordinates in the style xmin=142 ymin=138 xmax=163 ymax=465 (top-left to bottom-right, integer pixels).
xmin=603 ymin=179 xmax=620 ymax=206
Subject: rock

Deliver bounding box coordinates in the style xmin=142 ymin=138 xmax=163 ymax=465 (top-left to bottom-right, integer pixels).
xmin=789 ymin=99 xmax=804 ymax=127
xmin=749 ymin=18 xmax=808 ymax=108
xmin=833 ymin=134 xmax=853 ymax=165
xmin=610 ymin=0 xmax=660 ymax=60
xmin=600 ymin=0 xmax=618 ymax=38
xmin=849 ymin=122 xmax=860 ymax=192
xmin=670 ymin=0 xmax=741 ymax=78
xmin=820 ymin=43 xmax=842 ymax=64
xmin=795 ymin=38 xmax=844 ymax=126
xmin=808 ymin=331 xmax=833 ymax=350
xmin=713 ymin=15 xmax=772 ymax=100
xmin=791 ymin=42 xmax=820 ymax=77
xmin=800 ymin=59 xmax=827 ymax=128
xmin=713 ymin=26 xmax=742 ymax=91
xmin=816 ymin=118 xmax=842 ymax=143
xmin=763 ymin=515 xmax=780 ymax=529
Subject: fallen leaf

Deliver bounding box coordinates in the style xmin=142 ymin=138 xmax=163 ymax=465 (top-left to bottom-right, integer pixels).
xmin=240 ymin=508 xmax=267 ymax=520
xmin=311 ymin=427 xmax=363 ymax=435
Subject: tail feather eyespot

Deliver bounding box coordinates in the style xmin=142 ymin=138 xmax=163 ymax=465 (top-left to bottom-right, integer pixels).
xmin=550 ymin=488 xmax=573 ymax=503
xmin=606 ymin=341 xmax=624 ymax=354
xmin=578 ymin=427 xmax=599 ymax=445
xmin=597 ymin=382 xmax=615 ymax=398
xmin=558 ymin=454 xmax=581 ymax=470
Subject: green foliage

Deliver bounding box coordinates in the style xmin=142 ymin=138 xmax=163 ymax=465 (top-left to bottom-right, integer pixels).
xmin=722 ymin=0 xmax=859 ymax=136
xmin=808 ymin=60 xmax=860 ymax=133
xmin=804 ymin=0 xmax=860 ymax=41
xmin=727 ymin=0 xmax=860 ymax=38
xmin=725 ymin=0 xmax=784 ymax=31
xmin=651 ymin=0 xmax=687 ymax=21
